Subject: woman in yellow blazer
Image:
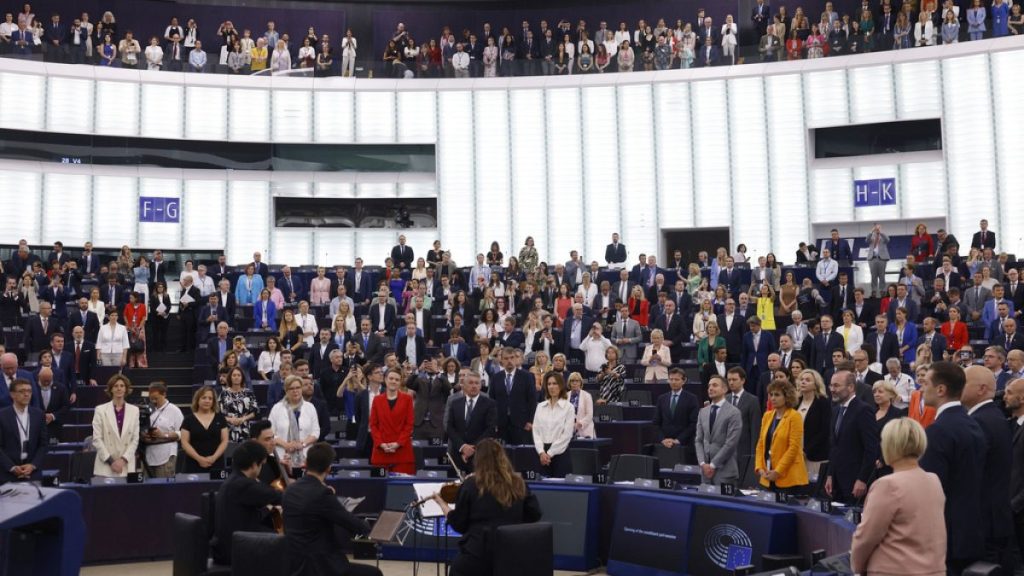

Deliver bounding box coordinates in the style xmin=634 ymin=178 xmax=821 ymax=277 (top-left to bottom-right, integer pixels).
xmin=752 ymin=283 xmax=777 ymax=331
xmin=92 ymin=374 xmax=141 ymax=477
xmin=755 ymin=379 xmax=808 ymax=493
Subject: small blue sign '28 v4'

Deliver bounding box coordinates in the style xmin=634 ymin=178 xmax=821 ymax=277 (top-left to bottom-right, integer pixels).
xmin=139 ymin=197 xmax=180 ymax=223
xmin=853 ymin=178 xmax=896 ymax=208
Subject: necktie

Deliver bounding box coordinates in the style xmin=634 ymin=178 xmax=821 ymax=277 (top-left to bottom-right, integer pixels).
xmin=782 ymin=352 xmax=788 ymax=366
xmin=709 ymin=404 xmax=719 ymax=432
xmin=41 ymin=317 xmax=47 ymax=332
xmin=731 ymin=393 xmax=739 ymax=406
xmin=465 ymin=397 xmax=474 ymax=420
xmin=506 ymin=372 xmax=513 ymax=394
xmin=75 ymin=342 xmax=81 ymax=372
xmin=835 ymin=405 xmax=847 ymax=436
xmin=670 ymin=393 xmax=679 ymax=413
xmin=1008 ymin=336 xmax=1012 ymax=349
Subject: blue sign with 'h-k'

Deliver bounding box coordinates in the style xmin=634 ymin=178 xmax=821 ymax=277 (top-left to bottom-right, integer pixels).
xmin=139 ymin=197 xmax=180 ymax=223
xmin=853 ymin=178 xmax=896 ymax=208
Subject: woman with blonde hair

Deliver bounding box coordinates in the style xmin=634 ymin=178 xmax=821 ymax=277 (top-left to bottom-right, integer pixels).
xmin=851 ymin=418 xmax=946 ymax=576
xmin=529 ymin=351 xmax=550 ymax=393
xmin=641 ymin=329 xmax=671 ymax=382
xmin=567 ymin=372 xmax=595 ymax=438
xmin=796 ymin=369 xmax=830 ymax=476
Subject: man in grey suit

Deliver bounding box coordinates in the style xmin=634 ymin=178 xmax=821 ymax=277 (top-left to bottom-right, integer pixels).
xmin=696 ymin=375 xmax=743 ymax=485
xmin=611 ymin=269 xmax=634 ymax=306
xmin=726 ymin=367 xmax=762 ymax=487
xmin=610 ymin=307 xmax=642 ymax=363
xmin=866 ymin=224 xmax=890 ymax=298
xmin=964 ymin=271 xmax=993 ymax=324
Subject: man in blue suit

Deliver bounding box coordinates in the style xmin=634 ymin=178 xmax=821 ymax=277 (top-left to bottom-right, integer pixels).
xmin=10 ymin=21 xmax=32 ymax=56
xmin=915 ymin=317 xmax=949 ymax=361
xmin=811 ymin=315 xmax=845 ymax=375
xmin=278 ymin=266 xmax=305 ymax=305
xmin=489 ymin=348 xmax=536 ymax=445
xmin=653 ymin=369 xmax=700 ymax=451
xmin=346 ymin=259 xmax=373 ymax=307
xmin=962 ymin=366 xmax=1015 ymax=570
xmin=825 ymin=229 xmax=853 ymax=264
xmin=79 ymin=242 xmax=101 ymax=281
xmin=919 ymin=361 xmax=988 ymax=575
xmin=561 ymin=303 xmax=594 ymax=364
xmin=0 ymin=378 xmax=47 ymax=484
xmin=741 ymin=316 xmax=777 ymax=385
xmin=824 ymin=362 xmax=880 ymax=505
xmin=717 ymin=257 xmax=741 ymax=299
xmin=696 ymin=35 xmax=721 ymax=67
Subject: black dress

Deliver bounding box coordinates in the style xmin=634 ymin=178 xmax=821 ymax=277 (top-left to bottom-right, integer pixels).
xmin=445 ymin=476 xmax=543 ymax=576
xmin=181 ymin=412 xmax=229 ymax=474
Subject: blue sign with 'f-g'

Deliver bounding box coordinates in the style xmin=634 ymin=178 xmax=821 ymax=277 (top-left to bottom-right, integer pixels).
xmin=139 ymin=197 xmax=180 ymax=223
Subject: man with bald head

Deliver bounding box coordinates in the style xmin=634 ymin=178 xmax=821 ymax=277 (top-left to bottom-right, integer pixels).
xmin=1004 ymin=378 xmax=1024 ymax=562
xmin=0 ymin=353 xmax=35 ymax=410
xmin=962 ymin=365 xmax=1014 ymax=570
xmin=33 ymin=367 xmax=69 ymax=441
xmin=1009 ymin=349 xmax=1024 ymax=382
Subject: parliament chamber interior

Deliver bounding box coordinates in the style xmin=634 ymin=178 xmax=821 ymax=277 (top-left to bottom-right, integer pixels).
xmin=0 ymin=0 xmax=1022 ymax=575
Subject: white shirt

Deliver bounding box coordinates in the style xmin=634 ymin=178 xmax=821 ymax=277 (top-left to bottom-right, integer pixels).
xmin=257 ymin=351 xmax=281 ymax=375
xmin=579 ymin=335 xmax=612 ymax=373
xmin=97 ymin=322 xmax=130 ymax=353
xmin=884 ymin=373 xmax=915 ymax=410
xmin=934 ymin=400 xmax=961 ymax=419
xmin=196 ymin=275 xmax=215 ymax=297
xmin=966 ymin=398 xmax=994 ymax=416
xmin=298 ymin=313 xmax=318 ymax=347
xmin=405 ymin=335 xmax=418 ymax=366
xmin=452 ymin=51 xmax=470 ymax=69
xmin=145 ymin=400 xmax=184 ymax=466
xmin=532 ymin=399 xmax=576 ymax=457
xmin=816 ymin=258 xmax=838 ymax=283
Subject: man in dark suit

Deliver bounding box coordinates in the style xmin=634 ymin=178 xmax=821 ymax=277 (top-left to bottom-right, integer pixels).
xmin=850 ymin=289 xmax=877 ymax=331
xmin=653 ymin=369 xmax=699 ymax=452
xmin=696 ymin=35 xmax=721 ymax=67
xmin=31 ymin=368 xmax=69 ymax=443
xmin=825 ymin=362 xmax=880 ymax=505
xmin=751 ymin=0 xmax=771 ymax=35
xmin=489 ymin=348 xmax=536 ymax=445
xmin=493 ymin=318 xmax=524 ymax=351
xmin=0 ymin=378 xmax=47 ymax=484
xmin=278 ymin=266 xmax=305 ymax=305
xmin=741 ymin=317 xmax=777 ymax=386
xmin=390 ymin=235 xmax=415 ymax=270
xmin=24 ymin=303 xmax=62 ymax=356
xmin=1004 ymin=378 xmax=1024 ymax=562
xmin=604 ymin=233 xmax=627 ymax=266
xmin=717 ymin=257 xmax=741 ymax=299
xmin=915 ymin=317 xmax=949 ymax=361
xmin=995 ymin=318 xmax=1024 ymax=353
xmin=38 ymin=280 xmax=68 ymax=323
xmin=207 ymin=322 xmax=232 ymax=372
xmin=696 ymin=17 xmax=721 ymax=47
xmin=718 ymin=299 xmax=747 ymax=363
xmin=811 ymin=315 xmax=845 ymax=375
xmin=447 ymin=371 xmax=497 ymax=473
xmin=866 ymin=315 xmax=902 ymax=366
xmin=250 ymin=252 xmax=269 ymax=280
xmin=919 ymin=361 xmax=988 ymax=575
xmin=396 ymin=322 xmax=426 ymax=366
xmin=46 ymin=333 xmax=74 ymax=393
xmin=149 ymin=250 xmax=168 ymax=290
xmin=68 ymin=326 xmax=96 ymax=392
xmin=406 ymin=360 xmax=451 ymax=441
xmin=197 ymin=293 xmax=226 ymax=340
xmin=824 ymin=229 xmax=853 ymax=264
xmin=178 ymin=276 xmax=202 ymax=352
xmin=211 ymin=441 xmax=282 ymax=565
xmin=67 ymin=297 xmax=100 ymax=343
xmin=368 ymin=291 xmax=398 ymax=337
xmin=307 ymin=328 xmax=340 ymax=378
xmin=355 ymin=319 xmax=386 ymax=365
xmin=99 ymin=275 xmax=124 ymax=312
xmin=652 ymin=299 xmax=686 ymax=362
xmin=830 ymin=273 xmax=854 ymax=316
xmin=701 ymin=346 xmax=733 ymax=387
xmin=726 ymin=367 xmax=762 ymax=488
xmin=346 ymin=259 xmax=373 ymax=307
xmin=962 ymin=366 xmax=1014 ymax=570
xmin=353 ymin=364 xmax=384 ymax=456
xmin=283 ymin=442 xmax=379 ymax=576
xmin=971 ymin=219 xmax=996 ymax=251
xmin=78 ymin=242 xmax=101 ymax=281
xmin=561 ymin=303 xmax=594 ymax=363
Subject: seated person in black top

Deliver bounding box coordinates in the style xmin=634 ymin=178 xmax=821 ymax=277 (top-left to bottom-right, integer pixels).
xmin=432 ymin=438 xmax=543 ymax=576
xmin=212 ymin=440 xmax=282 ymax=565
xmin=283 ymin=442 xmax=381 ymax=576
xmin=252 ymin=419 xmax=291 ymax=487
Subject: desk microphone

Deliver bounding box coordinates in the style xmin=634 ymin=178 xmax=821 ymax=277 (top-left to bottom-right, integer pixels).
xmin=26 ymin=480 xmax=44 ymax=500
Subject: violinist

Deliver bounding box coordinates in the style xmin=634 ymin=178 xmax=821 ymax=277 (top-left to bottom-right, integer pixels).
xmin=211 ymin=440 xmax=282 ymax=566
xmin=253 ymin=419 xmax=291 ymax=487
xmin=432 ymin=438 xmax=543 ymax=576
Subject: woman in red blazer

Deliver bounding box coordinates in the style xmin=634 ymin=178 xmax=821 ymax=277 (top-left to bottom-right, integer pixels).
xmin=909 ymin=223 xmax=934 ymax=259
xmin=627 ymin=285 xmax=650 ymax=327
xmin=370 ymin=369 xmax=416 ymax=474
xmin=940 ymin=305 xmax=969 ymax=353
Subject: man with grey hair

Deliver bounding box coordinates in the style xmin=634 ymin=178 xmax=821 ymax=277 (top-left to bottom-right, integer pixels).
xmin=0 ymin=352 xmax=35 ymax=409
xmin=195 ymin=264 xmax=215 ymax=297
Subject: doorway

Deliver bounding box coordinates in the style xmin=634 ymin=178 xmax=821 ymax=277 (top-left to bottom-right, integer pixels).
xmin=662 ymin=228 xmax=731 ymax=265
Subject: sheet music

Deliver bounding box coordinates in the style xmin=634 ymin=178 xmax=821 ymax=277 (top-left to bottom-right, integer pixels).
xmin=412 ymin=482 xmax=454 ymax=518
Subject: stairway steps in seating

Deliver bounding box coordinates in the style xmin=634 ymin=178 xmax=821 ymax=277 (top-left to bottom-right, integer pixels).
xmin=122 ymin=366 xmax=197 ymax=405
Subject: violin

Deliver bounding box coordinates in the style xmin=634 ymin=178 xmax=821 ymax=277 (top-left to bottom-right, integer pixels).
xmin=269 ymin=476 xmax=286 ymax=534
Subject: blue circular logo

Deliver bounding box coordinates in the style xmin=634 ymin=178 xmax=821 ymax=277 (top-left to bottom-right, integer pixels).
xmin=703 ymin=524 xmax=753 ymax=569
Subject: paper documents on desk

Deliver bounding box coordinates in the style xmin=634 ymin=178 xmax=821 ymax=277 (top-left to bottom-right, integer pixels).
xmin=413 ymin=482 xmax=454 ymax=518
xmin=338 ymin=496 xmax=366 ymax=513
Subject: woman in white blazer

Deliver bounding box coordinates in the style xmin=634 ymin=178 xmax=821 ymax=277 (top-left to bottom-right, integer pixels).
xmin=92 ymin=374 xmax=140 ymax=477
xmin=641 ymin=329 xmax=672 ymax=382
xmin=532 ymin=373 xmax=577 ymax=478
xmin=567 ymin=372 xmax=595 ymax=438
xmin=839 ymin=310 xmax=864 ymax=356
xmin=267 ymin=375 xmax=321 ymax=467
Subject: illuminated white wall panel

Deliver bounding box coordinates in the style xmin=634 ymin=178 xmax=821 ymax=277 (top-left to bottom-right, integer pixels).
xmin=582 ymin=86 xmax=620 ymax=264
xmin=804 ymin=70 xmax=849 ymax=128
xmin=546 ymin=88 xmax=584 ymax=264
xmin=811 ymin=168 xmax=853 ymax=224
xmin=992 ymin=50 xmax=1024 ymax=254
xmin=314 ymin=91 xmax=355 ymax=142
xmin=654 ymin=82 xmax=694 ymax=230
xmin=473 ymin=90 xmax=512 ymax=259
xmin=95 ymin=81 xmax=139 ymax=136
xmin=355 ymin=230 xmax=399 ymax=268
xmin=901 ymin=162 xmax=947 ymax=220
xmin=690 ymin=80 xmax=730 ymax=229
xmin=42 ymin=172 xmax=90 ymax=246
xmin=355 ymin=91 xmax=396 ymax=143
xmin=313 ymin=230 xmax=355 ymax=266
xmin=729 ymin=77 xmax=771 ymax=258
xmin=766 ymin=75 xmax=809 ymax=258
xmin=183 ymin=179 xmax=226 ymax=249
xmin=230 ymin=88 xmax=270 ymax=141
xmin=272 ymin=90 xmax=312 ymax=142
xmin=509 ymin=89 xmax=548 ymax=258
xmin=397 ymin=91 xmax=437 ymax=143
xmin=617 ymin=84 xmax=657 ymax=262
xmin=849 ymin=66 xmax=895 ymax=125
xmin=271 ymin=229 xmax=312 ymax=267
xmin=91 ymin=175 xmax=137 ymax=247
xmin=894 ymin=60 xmax=942 ymax=119
xmin=0 ymin=73 xmax=45 ymax=131
xmin=436 ymin=91 xmax=474 ymax=264
xmin=185 ymin=86 xmax=227 ymax=141
xmin=0 ymin=171 xmax=41 ymax=242
xmin=47 ymin=77 xmax=94 ymax=133
xmin=942 ymin=54 xmax=996 ymax=244
xmin=141 ymin=83 xmax=184 ymax=138
xmin=227 ymin=180 xmax=269 ymax=262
